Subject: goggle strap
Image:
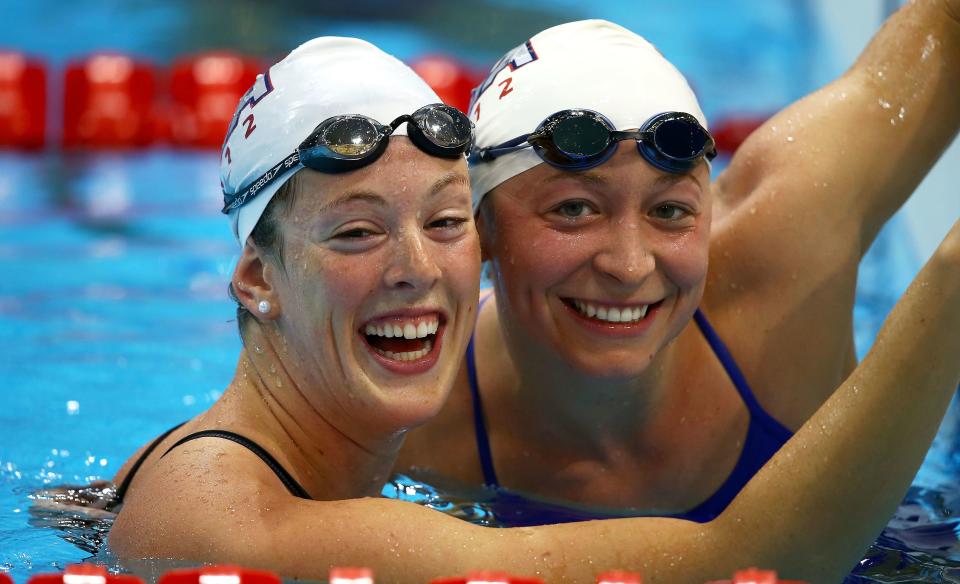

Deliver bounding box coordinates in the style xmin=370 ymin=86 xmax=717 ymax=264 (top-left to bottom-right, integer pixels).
xmin=222 ymin=152 xmax=301 ymax=214
xmin=474 ymin=133 xmax=534 ymax=162
xmin=222 ymin=105 xmax=474 ymax=213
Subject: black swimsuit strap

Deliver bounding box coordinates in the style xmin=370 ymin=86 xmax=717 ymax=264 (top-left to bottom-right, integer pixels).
xmin=162 ymin=429 xmax=312 ymax=500
xmin=114 ymin=422 xmax=186 ymax=503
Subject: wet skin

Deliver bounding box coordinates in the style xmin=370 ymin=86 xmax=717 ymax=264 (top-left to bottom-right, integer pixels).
xmin=398 ymin=0 xmax=960 ymax=513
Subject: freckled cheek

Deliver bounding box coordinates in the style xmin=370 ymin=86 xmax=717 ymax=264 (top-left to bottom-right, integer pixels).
xmin=305 ymin=257 xmax=384 ymax=315
xmin=657 ymin=231 xmax=710 ymax=289
xmin=497 ymin=225 xmax=591 ymax=286
xmin=435 ymin=237 xmax=481 ymax=295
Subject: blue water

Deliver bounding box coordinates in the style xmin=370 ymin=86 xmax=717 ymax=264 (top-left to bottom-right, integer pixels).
xmin=2 ymin=149 xmax=959 ymax=582
xmin=3 ymin=0 xmax=960 ymax=582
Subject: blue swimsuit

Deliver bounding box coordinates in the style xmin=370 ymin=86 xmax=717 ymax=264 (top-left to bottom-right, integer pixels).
xmin=465 ymin=294 xmax=793 ymax=526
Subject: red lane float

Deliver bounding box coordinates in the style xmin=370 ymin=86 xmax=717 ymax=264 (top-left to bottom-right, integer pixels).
xmin=27 ymin=565 xmax=143 ymax=584
xmin=710 ymin=115 xmax=770 ymax=156
xmin=1 ymin=570 xmax=13 ymax=584
xmin=62 ymin=53 xmax=160 ymax=149
xmin=0 ymin=52 xmax=46 ymax=149
xmin=596 ymin=571 xmax=642 ymax=584
xmin=157 ymin=565 xmax=280 ymax=584
xmin=705 ymin=567 xmax=807 ymax=584
xmin=330 ymin=567 xmax=375 ymax=584
xmin=410 ymin=56 xmax=481 ymax=114
xmin=168 ymin=52 xmax=261 ymax=148
xmin=429 ymin=571 xmax=545 ymax=584
xmin=14 ymin=565 xmax=810 ymax=584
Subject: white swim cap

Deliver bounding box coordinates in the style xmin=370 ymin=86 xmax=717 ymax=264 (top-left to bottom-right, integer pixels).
xmin=468 ymin=20 xmax=707 ymax=208
xmin=221 ymin=37 xmax=441 ymax=245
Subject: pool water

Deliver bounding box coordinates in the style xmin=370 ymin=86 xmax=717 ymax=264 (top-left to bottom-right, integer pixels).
xmin=3 ymin=0 xmax=960 ymax=581
xmin=1 ymin=148 xmax=958 ymax=583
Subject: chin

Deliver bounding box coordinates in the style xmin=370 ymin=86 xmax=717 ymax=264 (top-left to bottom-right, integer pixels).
xmin=563 ymin=347 xmax=659 ymax=381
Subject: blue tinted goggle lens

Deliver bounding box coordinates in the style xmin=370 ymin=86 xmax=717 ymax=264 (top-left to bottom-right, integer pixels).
xmin=533 ymin=110 xmax=715 ymax=172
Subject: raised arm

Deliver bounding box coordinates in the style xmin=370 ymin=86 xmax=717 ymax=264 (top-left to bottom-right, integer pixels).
xmin=715 ymin=0 xmax=959 ymax=251
xmin=112 ymin=222 xmax=960 ymax=583
xmin=704 ymin=0 xmax=960 ymax=427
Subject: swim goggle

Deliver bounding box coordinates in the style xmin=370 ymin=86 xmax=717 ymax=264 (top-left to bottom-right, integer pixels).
xmin=222 ymin=103 xmax=474 ymax=213
xmin=469 ymin=109 xmax=717 ymax=174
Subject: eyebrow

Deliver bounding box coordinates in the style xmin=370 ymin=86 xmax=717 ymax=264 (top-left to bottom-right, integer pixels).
xmin=545 ymin=169 xmax=702 ymax=191
xmin=315 ymin=191 xmax=386 ymax=216
xmin=429 ymin=172 xmax=470 ymax=197
xmin=314 ymin=172 xmax=470 ymax=215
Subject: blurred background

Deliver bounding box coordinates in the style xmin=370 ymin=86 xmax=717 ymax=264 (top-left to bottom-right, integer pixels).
xmin=3 ymin=0 xmax=956 ymax=255
xmin=1 ymin=1 xmax=959 ymax=582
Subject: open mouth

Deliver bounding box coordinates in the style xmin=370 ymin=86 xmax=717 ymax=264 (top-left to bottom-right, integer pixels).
xmin=562 ymin=298 xmax=663 ymax=325
xmin=359 ymin=313 xmax=445 ymax=368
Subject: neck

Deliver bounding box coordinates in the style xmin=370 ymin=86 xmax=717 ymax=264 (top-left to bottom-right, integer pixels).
xmin=487 ymin=305 xmax=684 ymax=459
xmin=221 ymin=321 xmax=405 ymax=500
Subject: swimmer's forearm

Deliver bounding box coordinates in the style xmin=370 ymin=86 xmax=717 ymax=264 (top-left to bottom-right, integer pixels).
xmin=845 ymin=0 xmax=960 ymax=232
xmin=717 ymin=224 xmax=960 ymax=583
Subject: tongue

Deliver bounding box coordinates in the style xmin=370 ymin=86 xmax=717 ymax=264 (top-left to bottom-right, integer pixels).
xmin=368 ymin=336 xmax=428 ymax=353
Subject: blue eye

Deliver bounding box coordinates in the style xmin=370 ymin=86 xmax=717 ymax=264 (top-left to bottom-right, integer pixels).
xmin=651 ymin=204 xmax=689 ymax=221
xmin=553 ymin=200 xmax=594 ymax=219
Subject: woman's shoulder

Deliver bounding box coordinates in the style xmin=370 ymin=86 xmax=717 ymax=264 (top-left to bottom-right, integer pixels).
xmin=109 ymin=421 xmax=299 ymax=555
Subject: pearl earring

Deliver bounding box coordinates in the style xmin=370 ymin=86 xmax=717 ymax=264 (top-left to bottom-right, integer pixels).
xmin=257 ymin=300 xmax=271 ymax=314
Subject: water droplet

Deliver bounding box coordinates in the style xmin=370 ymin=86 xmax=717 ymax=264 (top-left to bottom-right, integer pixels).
xmin=879 ymin=98 xmax=892 ymax=110
xmin=786 ymin=136 xmax=795 ymax=143
xmin=921 ymin=34 xmax=937 ymax=61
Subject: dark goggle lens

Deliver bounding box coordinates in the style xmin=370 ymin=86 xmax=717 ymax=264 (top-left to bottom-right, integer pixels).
xmin=319 ymin=117 xmax=381 ymax=158
xmin=653 ymin=117 xmax=709 ymax=160
xmin=413 ymin=105 xmax=472 ymax=149
xmin=552 ymin=115 xmax=610 ymax=158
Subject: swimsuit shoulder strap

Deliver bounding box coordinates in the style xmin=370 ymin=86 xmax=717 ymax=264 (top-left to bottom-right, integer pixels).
xmin=162 ymin=429 xmax=312 ymax=500
xmin=467 ymin=291 xmax=500 ymax=487
xmin=114 ymin=422 xmax=186 ymax=503
xmin=692 ymin=308 xmax=791 ymax=439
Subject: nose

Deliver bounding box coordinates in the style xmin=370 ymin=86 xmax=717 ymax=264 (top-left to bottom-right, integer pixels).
xmin=592 ymin=219 xmax=656 ymax=287
xmin=382 ymin=228 xmax=441 ymax=291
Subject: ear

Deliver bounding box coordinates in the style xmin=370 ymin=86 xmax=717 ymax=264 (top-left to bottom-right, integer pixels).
xmin=232 ymin=241 xmax=281 ymax=320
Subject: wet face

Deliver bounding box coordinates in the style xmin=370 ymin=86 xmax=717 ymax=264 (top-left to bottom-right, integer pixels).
xmin=265 ymin=137 xmax=479 ymax=433
xmin=480 ymin=143 xmax=711 ymax=379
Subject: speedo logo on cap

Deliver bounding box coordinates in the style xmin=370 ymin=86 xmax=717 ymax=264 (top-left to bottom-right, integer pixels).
xmin=468 ymin=40 xmax=538 ymax=119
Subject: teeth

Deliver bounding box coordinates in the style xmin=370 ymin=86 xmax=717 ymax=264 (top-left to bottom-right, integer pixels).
xmin=363 ymin=317 xmax=440 ymax=339
xmin=572 ymin=300 xmax=650 ymax=324
xmin=609 ymin=307 xmax=621 ymax=323
xmin=374 ymin=339 xmax=434 ymax=362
